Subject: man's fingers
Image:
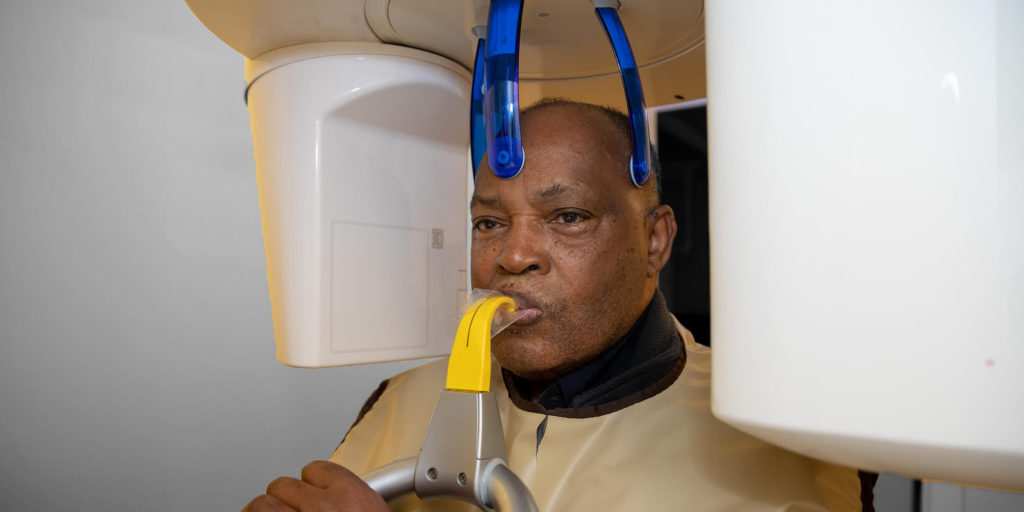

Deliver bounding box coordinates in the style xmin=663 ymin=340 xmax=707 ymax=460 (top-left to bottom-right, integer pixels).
xmin=248 ymin=461 xmax=389 ymax=512
xmin=300 ymin=460 xmax=364 ymax=489
xmin=301 ymin=460 xmax=390 ymax=511
xmin=241 ymin=493 xmax=294 ymax=512
xmin=265 ymin=476 xmax=326 ymax=510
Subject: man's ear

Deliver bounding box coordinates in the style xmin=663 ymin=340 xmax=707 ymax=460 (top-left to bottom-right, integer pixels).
xmin=646 ymin=204 xmax=677 ymax=277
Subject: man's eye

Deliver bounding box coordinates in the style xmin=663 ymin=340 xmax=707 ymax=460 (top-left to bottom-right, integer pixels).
xmin=557 ymin=212 xmax=582 ymax=224
xmin=473 ymin=218 xmax=500 ymax=231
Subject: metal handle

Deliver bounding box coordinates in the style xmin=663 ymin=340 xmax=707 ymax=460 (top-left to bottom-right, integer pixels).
xmin=362 ymin=456 xmax=538 ymax=511
xmin=362 ymin=457 xmax=416 ymax=501
xmin=362 ymin=295 xmax=537 ymax=510
xmin=484 ymin=461 xmax=540 ymax=512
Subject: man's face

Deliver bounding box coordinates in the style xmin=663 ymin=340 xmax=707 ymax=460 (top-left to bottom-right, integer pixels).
xmin=470 ymin=107 xmax=657 ymax=382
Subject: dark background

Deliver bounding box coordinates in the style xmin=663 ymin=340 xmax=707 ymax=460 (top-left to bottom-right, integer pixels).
xmin=656 ymin=105 xmax=711 ymax=346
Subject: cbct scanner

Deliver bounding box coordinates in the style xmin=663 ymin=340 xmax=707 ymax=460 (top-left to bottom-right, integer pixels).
xmin=186 ymin=0 xmax=1024 ymax=506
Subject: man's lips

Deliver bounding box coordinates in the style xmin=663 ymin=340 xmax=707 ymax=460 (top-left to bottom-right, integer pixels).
xmin=499 ymin=290 xmax=544 ymax=326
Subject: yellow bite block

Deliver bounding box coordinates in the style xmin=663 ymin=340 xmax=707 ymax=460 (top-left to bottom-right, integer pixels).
xmin=445 ymin=296 xmax=515 ymax=393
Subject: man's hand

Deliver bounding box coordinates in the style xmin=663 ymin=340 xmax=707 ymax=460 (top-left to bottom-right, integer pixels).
xmin=242 ymin=460 xmax=390 ymax=512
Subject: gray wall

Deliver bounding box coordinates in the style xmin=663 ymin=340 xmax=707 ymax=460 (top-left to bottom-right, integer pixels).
xmin=0 ymin=2 xmax=419 ymax=510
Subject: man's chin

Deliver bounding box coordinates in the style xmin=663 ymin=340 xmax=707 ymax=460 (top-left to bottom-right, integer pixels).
xmin=491 ymin=334 xmax=565 ymax=382
xmin=495 ymin=337 xmax=552 ymax=378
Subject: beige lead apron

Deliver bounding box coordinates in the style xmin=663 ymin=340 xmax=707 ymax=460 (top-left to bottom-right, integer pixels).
xmin=331 ymin=324 xmax=863 ymax=511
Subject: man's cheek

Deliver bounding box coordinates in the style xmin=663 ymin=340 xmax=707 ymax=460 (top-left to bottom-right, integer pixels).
xmin=469 ymin=258 xmax=487 ymax=287
xmin=469 ymin=266 xmax=493 ymax=288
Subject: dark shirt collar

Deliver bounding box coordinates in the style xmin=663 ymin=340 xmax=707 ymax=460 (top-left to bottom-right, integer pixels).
xmin=504 ymin=290 xmax=683 ymax=416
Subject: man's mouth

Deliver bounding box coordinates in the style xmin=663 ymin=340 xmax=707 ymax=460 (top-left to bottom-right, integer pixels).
xmin=499 ymin=290 xmax=544 ymax=326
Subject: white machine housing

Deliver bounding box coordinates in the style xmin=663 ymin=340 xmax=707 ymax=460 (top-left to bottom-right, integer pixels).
xmin=246 ymin=43 xmax=472 ymax=367
xmin=707 ymin=0 xmax=1023 ymax=490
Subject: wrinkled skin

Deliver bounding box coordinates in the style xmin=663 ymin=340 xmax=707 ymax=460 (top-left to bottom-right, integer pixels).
xmin=471 ymin=104 xmax=677 ymax=383
xmin=241 ymin=104 xmax=677 ymax=511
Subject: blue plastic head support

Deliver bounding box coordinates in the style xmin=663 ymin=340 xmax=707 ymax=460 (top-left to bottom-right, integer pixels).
xmin=595 ymin=3 xmax=652 ymax=187
xmin=484 ymin=0 xmax=526 ymax=179
xmin=470 ymin=37 xmax=488 ymax=176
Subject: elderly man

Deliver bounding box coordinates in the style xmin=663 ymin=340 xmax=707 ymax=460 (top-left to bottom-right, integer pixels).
xmin=244 ymin=100 xmax=872 ymax=511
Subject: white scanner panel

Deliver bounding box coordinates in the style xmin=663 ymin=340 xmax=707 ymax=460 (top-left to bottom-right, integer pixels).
xmin=247 ymin=44 xmax=471 ymax=367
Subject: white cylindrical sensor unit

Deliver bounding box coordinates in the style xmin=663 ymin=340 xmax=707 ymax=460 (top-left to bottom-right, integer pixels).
xmin=707 ymin=0 xmax=1024 ymax=489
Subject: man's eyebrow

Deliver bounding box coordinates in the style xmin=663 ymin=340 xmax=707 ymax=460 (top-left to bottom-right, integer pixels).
xmin=471 ymin=183 xmax=581 ymax=208
xmin=531 ymin=183 xmax=572 ymax=202
xmin=470 ymin=195 xmax=499 ymax=208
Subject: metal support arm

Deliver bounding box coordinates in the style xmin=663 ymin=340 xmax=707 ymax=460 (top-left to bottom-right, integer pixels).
xmin=484 ymin=462 xmax=538 ymax=512
xmin=361 ymin=297 xmax=538 ymax=510
xmin=360 ymin=391 xmax=538 ymax=511
xmin=361 ymin=457 xmax=417 ymax=502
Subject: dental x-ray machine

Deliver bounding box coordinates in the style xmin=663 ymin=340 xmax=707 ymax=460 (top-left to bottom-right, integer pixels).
xmin=186 ymin=0 xmax=1024 ymax=505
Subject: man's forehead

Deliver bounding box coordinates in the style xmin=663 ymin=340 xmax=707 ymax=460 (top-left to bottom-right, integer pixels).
xmin=471 ymin=103 xmax=642 ymax=207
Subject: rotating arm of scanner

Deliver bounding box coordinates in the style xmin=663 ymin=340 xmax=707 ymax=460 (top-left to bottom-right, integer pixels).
xmin=361 ymin=296 xmax=537 ymax=511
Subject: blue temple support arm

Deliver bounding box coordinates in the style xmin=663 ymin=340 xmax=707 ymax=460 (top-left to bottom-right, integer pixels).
xmin=484 ymin=0 xmax=525 ymax=178
xmin=595 ymin=4 xmax=652 ymax=187
xmin=470 ymin=37 xmax=487 ymax=176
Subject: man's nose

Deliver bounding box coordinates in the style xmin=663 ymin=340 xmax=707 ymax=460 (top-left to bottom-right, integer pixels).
xmin=498 ymin=219 xmax=548 ymax=275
